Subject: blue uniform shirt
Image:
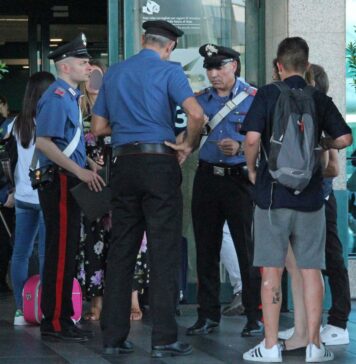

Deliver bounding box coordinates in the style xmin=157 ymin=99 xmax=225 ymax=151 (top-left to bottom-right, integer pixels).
xmin=36 ymin=78 xmax=86 ymax=168
xmin=197 ymin=79 xmax=255 ymax=165
xmin=93 ymin=48 xmax=194 ymax=147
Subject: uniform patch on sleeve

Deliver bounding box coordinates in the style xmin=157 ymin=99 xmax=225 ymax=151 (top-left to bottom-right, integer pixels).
xmin=246 ymin=86 xmax=257 ymax=96
xmin=54 ymin=87 xmax=65 ymax=96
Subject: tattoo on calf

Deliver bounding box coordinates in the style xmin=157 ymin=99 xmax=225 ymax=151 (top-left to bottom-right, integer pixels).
xmin=272 ymin=286 xmax=281 ymax=304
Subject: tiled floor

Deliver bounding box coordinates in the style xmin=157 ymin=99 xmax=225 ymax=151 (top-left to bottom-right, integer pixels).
xmin=1 ymin=295 xmax=356 ymax=363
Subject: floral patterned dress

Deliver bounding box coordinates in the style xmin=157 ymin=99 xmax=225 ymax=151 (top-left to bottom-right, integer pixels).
xmin=76 ymin=113 xmax=111 ymax=299
xmin=132 ymin=233 xmax=150 ymax=294
xmin=76 ymin=113 xmax=150 ymax=298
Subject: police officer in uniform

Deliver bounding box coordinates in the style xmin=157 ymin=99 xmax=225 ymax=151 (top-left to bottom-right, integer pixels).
xmin=35 ymin=34 xmax=105 ymax=342
xmin=92 ymin=20 xmax=204 ymax=358
xmin=186 ymin=44 xmax=262 ymax=337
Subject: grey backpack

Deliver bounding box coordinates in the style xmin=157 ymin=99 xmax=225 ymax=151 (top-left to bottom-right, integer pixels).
xmin=265 ymin=81 xmax=321 ymax=194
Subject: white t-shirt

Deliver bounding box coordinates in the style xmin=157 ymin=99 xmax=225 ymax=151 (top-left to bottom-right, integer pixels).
xmin=8 ymin=119 xmax=40 ymax=205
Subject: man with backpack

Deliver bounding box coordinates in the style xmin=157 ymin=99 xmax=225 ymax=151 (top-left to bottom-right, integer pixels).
xmin=241 ymin=37 xmax=352 ymax=362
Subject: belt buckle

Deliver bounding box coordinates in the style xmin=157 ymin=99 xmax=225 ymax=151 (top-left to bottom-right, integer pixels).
xmin=213 ymin=166 xmax=225 ymax=176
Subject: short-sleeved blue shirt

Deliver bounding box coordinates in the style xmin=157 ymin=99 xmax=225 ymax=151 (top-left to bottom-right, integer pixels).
xmin=93 ymin=48 xmax=194 ymax=147
xmin=197 ymin=78 xmax=255 ymax=165
xmin=36 ymin=78 xmax=86 ymax=168
xmin=241 ymin=75 xmax=351 ymax=211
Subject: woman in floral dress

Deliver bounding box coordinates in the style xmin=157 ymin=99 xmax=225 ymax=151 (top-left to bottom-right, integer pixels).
xmin=76 ymin=60 xmax=110 ymax=320
xmin=131 ymin=233 xmax=150 ymax=320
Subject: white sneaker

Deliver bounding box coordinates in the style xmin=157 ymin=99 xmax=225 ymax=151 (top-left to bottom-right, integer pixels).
xmin=306 ymin=343 xmax=334 ymax=362
xmin=320 ymin=324 xmax=349 ymax=346
xmin=243 ymin=340 xmax=282 ymax=362
xmin=13 ymin=309 xmax=29 ymax=326
xmin=278 ymin=326 xmax=294 ymax=340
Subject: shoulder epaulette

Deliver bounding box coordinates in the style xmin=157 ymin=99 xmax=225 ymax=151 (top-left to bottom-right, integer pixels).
xmin=244 ymin=86 xmax=257 ymax=96
xmin=54 ymin=87 xmax=66 ymax=97
xmin=194 ymin=87 xmax=209 ymax=97
xmin=168 ymin=60 xmax=181 ymax=66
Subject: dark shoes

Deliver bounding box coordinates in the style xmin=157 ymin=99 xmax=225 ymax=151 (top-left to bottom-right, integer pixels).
xmin=241 ymin=320 xmax=264 ymax=337
xmin=222 ymin=291 xmax=245 ymax=316
xmin=103 ymin=340 xmax=134 ymax=355
xmin=186 ymin=318 xmax=219 ymax=336
xmin=41 ymin=327 xmax=89 ymax=342
xmin=151 ymin=341 xmax=192 ymax=358
xmin=72 ymin=325 xmax=94 ymax=338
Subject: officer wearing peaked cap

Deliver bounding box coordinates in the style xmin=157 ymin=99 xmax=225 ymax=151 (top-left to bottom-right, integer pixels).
xmin=199 ymin=43 xmax=241 ymax=69
xmin=48 ymin=33 xmax=91 ymax=62
xmin=92 ymin=20 xmax=204 ymax=357
xmin=186 ymin=43 xmax=263 ymax=338
xmin=142 ymin=20 xmax=184 ymax=40
xmin=35 ymin=33 xmax=105 ymax=342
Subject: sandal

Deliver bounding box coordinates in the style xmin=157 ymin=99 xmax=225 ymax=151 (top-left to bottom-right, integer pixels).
xmin=279 ymin=339 xmax=306 ymax=353
xmin=83 ymin=304 xmax=101 ymax=321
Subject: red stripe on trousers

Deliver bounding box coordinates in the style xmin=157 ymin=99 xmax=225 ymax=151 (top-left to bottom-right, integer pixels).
xmin=52 ymin=174 xmax=68 ymax=332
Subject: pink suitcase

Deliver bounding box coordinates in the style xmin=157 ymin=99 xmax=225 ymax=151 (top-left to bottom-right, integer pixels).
xmin=22 ymin=274 xmax=82 ymax=324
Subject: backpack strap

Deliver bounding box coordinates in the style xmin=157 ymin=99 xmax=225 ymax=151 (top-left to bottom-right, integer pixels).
xmin=301 ymin=85 xmax=317 ymax=96
xmin=273 ymin=81 xmax=291 ymax=92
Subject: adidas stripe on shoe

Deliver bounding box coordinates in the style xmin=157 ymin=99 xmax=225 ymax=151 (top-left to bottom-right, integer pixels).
xmin=243 ymin=340 xmax=282 ymax=362
xmin=306 ymin=343 xmax=334 ymax=362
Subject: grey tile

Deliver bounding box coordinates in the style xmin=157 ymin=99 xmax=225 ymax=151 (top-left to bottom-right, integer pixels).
xmin=1 ymin=297 xmax=356 ymax=364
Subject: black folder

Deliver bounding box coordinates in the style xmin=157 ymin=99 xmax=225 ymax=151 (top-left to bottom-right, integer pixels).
xmin=70 ymin=167 xmax=111 ymax=222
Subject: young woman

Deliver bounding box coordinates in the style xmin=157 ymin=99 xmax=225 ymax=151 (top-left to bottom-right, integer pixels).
xmin=76 ymin=60 xmax=110 ymax=320
xmin=10 ymin=71 xmax=55 ymax=325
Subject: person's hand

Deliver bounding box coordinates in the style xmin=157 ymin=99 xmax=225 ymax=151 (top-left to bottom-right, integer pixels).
xmin=175 ymin=131 xmax=186 ymax=144
xmin=164 ymin=140 xmax=193 ymax=166
xmin=87 ymin=157 xmax=103 ymax=173
xmin=248 ymin=170 xmax=256 ymax=185
xmin=217 ymin=138 xmax=240 ymax=156
xmin=4 ymin=192 xmax=15 ymax=208
xmin=76 ymin=168 xmax=106 ymax=192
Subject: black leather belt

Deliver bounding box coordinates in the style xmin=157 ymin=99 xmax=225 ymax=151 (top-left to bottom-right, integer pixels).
xmin=113 ymin=143 xmax=176 ymax=158
xmin=198 ymin=160 xmax=247 ymax=177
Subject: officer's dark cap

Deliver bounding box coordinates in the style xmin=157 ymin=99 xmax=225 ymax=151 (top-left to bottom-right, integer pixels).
xmin=199 ymin=43 xmax=240 ymax=69
xmin=142 ymin=20 xmax=184 ymax=42
xmin=48 ymin=33 xmax=91 ymax=62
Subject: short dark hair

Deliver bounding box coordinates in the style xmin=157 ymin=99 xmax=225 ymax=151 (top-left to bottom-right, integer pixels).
xmin=277 ymin=37 xmax=309 ymax=73
xmin=235 ymin=58 xmax=241 ymax=77
xmin=272 ymin=58 xmax=280 ymax=81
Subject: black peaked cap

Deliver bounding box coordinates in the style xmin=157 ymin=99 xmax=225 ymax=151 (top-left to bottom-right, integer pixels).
xmin=199 ymin=43 xmax=240 ymax=68
xmin=48 ymin=33 xmax=91 ymax=62
xmin=142 ymin=20 xmax=184 ymax=41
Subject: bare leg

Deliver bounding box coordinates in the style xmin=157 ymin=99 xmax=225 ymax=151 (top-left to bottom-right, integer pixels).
xmin=84 ymin=296 xmax=102 ymax=321
xmin=130 ymin=290 xmax=143 ymax=321
xmin=262 ymin=267 xmax=284 ymax=348
xmin=284 ymin=244 xmax=308 ymax=349
xmin=301 ymin=269 xmax=324 ymax=347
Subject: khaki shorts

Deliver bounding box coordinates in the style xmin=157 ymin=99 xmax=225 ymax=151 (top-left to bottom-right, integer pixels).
xmin=253 ymin=206 xmax=326 ymax=269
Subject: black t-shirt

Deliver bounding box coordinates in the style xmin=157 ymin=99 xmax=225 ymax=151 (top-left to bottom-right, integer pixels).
xmin=241 ymin=75 xmax=351 ymax=211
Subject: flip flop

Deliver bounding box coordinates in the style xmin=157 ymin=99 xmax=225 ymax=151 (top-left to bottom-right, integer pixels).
xmin=279 ymin=339 xmax=306 ymax=354
xmin=83 ymin=309 xmax=100 ymax=321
